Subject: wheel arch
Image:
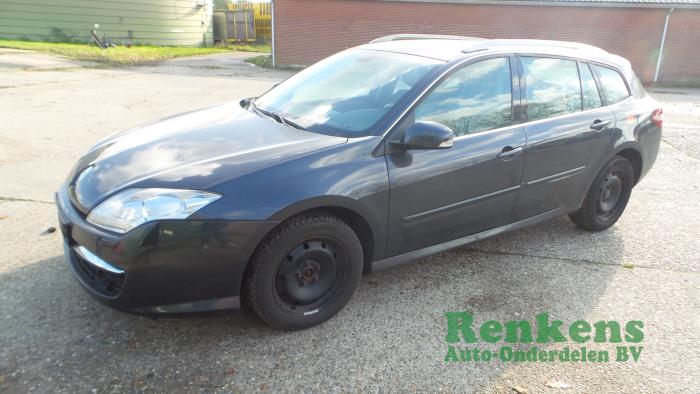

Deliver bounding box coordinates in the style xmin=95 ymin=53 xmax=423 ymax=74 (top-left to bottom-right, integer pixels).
xmin=573 ymin=144 xmax=643 ymax=212
xmin=264 ymin=196 xmax=384 ymax=272
xmin=614 ymin=146 xmax=643 ymax=185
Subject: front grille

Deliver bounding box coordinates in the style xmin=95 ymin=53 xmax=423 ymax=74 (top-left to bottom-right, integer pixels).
xmin=71 ymin=249 xmax=125 ymax=298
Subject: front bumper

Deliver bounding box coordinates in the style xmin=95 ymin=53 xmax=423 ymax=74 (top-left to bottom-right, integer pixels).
xmin=56 ymin=186 xmax=278 ymax=313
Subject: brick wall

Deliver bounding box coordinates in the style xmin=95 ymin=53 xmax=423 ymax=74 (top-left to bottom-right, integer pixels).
xmin=661 ymin=9 xmax=700 ymax=84
xmin=274 ymin=0 xmax=700 ymax=84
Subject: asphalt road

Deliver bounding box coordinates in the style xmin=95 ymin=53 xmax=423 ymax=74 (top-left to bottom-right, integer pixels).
xmin=0 ymin=49 xmax=698 ymax=393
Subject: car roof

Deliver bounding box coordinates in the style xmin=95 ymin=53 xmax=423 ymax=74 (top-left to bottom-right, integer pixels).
xmin=358 ymin=35 xmax=632 ymax=73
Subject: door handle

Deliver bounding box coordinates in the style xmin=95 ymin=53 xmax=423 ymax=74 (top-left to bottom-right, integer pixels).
xmin=590 ymin=119 xmax=611 ymax=131
xmin=497 ymin=145 xmax=523 ymax=160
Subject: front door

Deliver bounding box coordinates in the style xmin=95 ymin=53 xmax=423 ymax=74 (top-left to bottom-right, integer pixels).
xmin=385 ymin=57 xmax=526 ymax=257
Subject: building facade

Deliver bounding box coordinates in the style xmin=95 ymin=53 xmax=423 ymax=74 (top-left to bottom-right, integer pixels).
xmin=273 ymin=0 xmax=700 ymax=84
xmin=0 ymin=0 xmax=214 ymax=46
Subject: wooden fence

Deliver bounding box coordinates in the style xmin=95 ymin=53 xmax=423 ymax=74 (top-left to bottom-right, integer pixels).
xmin=228 ymin=1 xmax=271 ymax=41
xmin=213 ymin=9 xmax=255 ymax=43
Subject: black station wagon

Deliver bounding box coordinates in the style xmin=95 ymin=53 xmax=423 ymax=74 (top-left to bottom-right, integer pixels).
xmin=57 ymin=35 xmax=662 ymax=330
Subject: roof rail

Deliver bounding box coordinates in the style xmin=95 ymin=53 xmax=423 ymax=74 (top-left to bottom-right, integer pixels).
xmin=370 ymin=34 xmax=485 ymax=44
xmin=461 ymin=39 xmax=609 ymax=54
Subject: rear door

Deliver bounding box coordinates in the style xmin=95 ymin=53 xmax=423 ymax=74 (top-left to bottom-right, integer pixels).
xmin=514 ymin=56 xmax=616 ymax=220
xmin=386 ymin=56 xmax=526 ymax=256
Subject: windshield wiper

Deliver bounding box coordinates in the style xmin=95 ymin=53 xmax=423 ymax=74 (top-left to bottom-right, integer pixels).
xmin=279 ymin=116 xmax=306 ymax=131
xmin=248 ymin=100 xmax=305 ymax=130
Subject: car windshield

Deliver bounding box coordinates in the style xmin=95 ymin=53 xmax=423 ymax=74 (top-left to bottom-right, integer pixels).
xmin=254 ymin=49 xmax=443 ymax=137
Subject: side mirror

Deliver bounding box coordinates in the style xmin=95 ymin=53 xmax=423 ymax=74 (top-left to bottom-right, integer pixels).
xmin=398 ymin=121 xmax=454 ymax=150
xmin=240 ymin=97 xmax=256 ymax=107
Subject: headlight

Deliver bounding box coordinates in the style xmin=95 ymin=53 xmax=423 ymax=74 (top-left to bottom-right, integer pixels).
xmin=87 ymin=188 xmax=221 ymax=234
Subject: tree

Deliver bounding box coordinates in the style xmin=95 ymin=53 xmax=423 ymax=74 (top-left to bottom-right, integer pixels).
xmin=213 ymin=0 xmax=230 ymax=10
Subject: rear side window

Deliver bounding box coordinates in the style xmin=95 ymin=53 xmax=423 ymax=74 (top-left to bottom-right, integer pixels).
xmin=521 ymin=57 xmax=581 ymax=121
xmin=594 ymin=65 xmax=630 ymax=104
xmin=580 ymin=63 xmax=602 ymax=110
xmin=415 ymin=57 xmax=512 ymax=136
xmin=630 ymin=74 xmax=647 ymax=98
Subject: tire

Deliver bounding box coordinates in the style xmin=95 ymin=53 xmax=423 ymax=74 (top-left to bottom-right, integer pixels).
xmin=569 ymin=155 xmax=634 ymax=231
xmin=244 ymin=212 xmax=363 ymax=330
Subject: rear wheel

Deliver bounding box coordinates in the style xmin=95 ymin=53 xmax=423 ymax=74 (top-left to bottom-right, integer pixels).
xmin=569 ymin=156 xmax=634 ymax=231
xmin=244 ymin=212 xmax=363 ymax=330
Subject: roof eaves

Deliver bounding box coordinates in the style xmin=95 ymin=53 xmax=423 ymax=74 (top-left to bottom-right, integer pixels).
xmin=383 ymin=0 xmax=700 ymax=9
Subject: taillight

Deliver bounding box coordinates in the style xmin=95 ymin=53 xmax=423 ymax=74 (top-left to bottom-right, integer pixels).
xmin=651 ymin=108 xmax=663 ymax=127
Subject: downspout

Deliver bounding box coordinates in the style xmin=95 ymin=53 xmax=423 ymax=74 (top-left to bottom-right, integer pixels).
xmin=271 ymin=0 xmax=277 ymax=69
xmin=654 ymin=7 xmax=675 ymax=83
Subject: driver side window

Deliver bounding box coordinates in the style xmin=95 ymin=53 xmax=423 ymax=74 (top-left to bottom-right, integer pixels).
xmin=414 ymin=57 xmax=512 ymax=137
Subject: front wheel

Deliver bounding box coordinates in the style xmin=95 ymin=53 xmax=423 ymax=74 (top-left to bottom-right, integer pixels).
xmin=569 ymin=156 xmax=634 ymax=231
xmin=244 ymin=213 xmax=363 ymax=330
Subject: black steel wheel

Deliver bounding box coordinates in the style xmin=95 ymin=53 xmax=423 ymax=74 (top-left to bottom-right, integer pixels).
xmin=273 ymin=238 xmax=349 ymax=315
xmin=569 ymin=155 xmax=634 ymax=231
xmin=244 ymin=213 xmax=363 ymax=330
xmin=596 ymin=171 xmax=624 ymax=220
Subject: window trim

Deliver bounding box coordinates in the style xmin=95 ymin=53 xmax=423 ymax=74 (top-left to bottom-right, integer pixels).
xmin=576 ymin=61 xmax=585 ymax=112
xmin=517 ymin=54 xmax=586 ymax=123
xmin=509 ymin=58 xmax=627 ymax=127
xmin=590 ymin=62 xmax=632 ymax=106
xmin=381 ymin=51 xmax=634 ymax=143
xmin=414 ymin=56 xmax=516 ymax=138
xmin=384 ymin=53 xmax=519 ymax=141
xmin=578 ymin=61 xmax=605 ymax=110
xmin=514 ymin=54 xmax=634 ymax=125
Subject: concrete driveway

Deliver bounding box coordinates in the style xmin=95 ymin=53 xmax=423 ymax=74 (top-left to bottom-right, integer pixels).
xmin=0 ymin=51 xmax=698 ymax=393
xmin=0 ymin=48 xmax=96 ymax=72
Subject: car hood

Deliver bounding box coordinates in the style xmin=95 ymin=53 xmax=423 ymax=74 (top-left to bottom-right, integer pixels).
xmin=69 ymin=101 xmax=347 ymax=211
